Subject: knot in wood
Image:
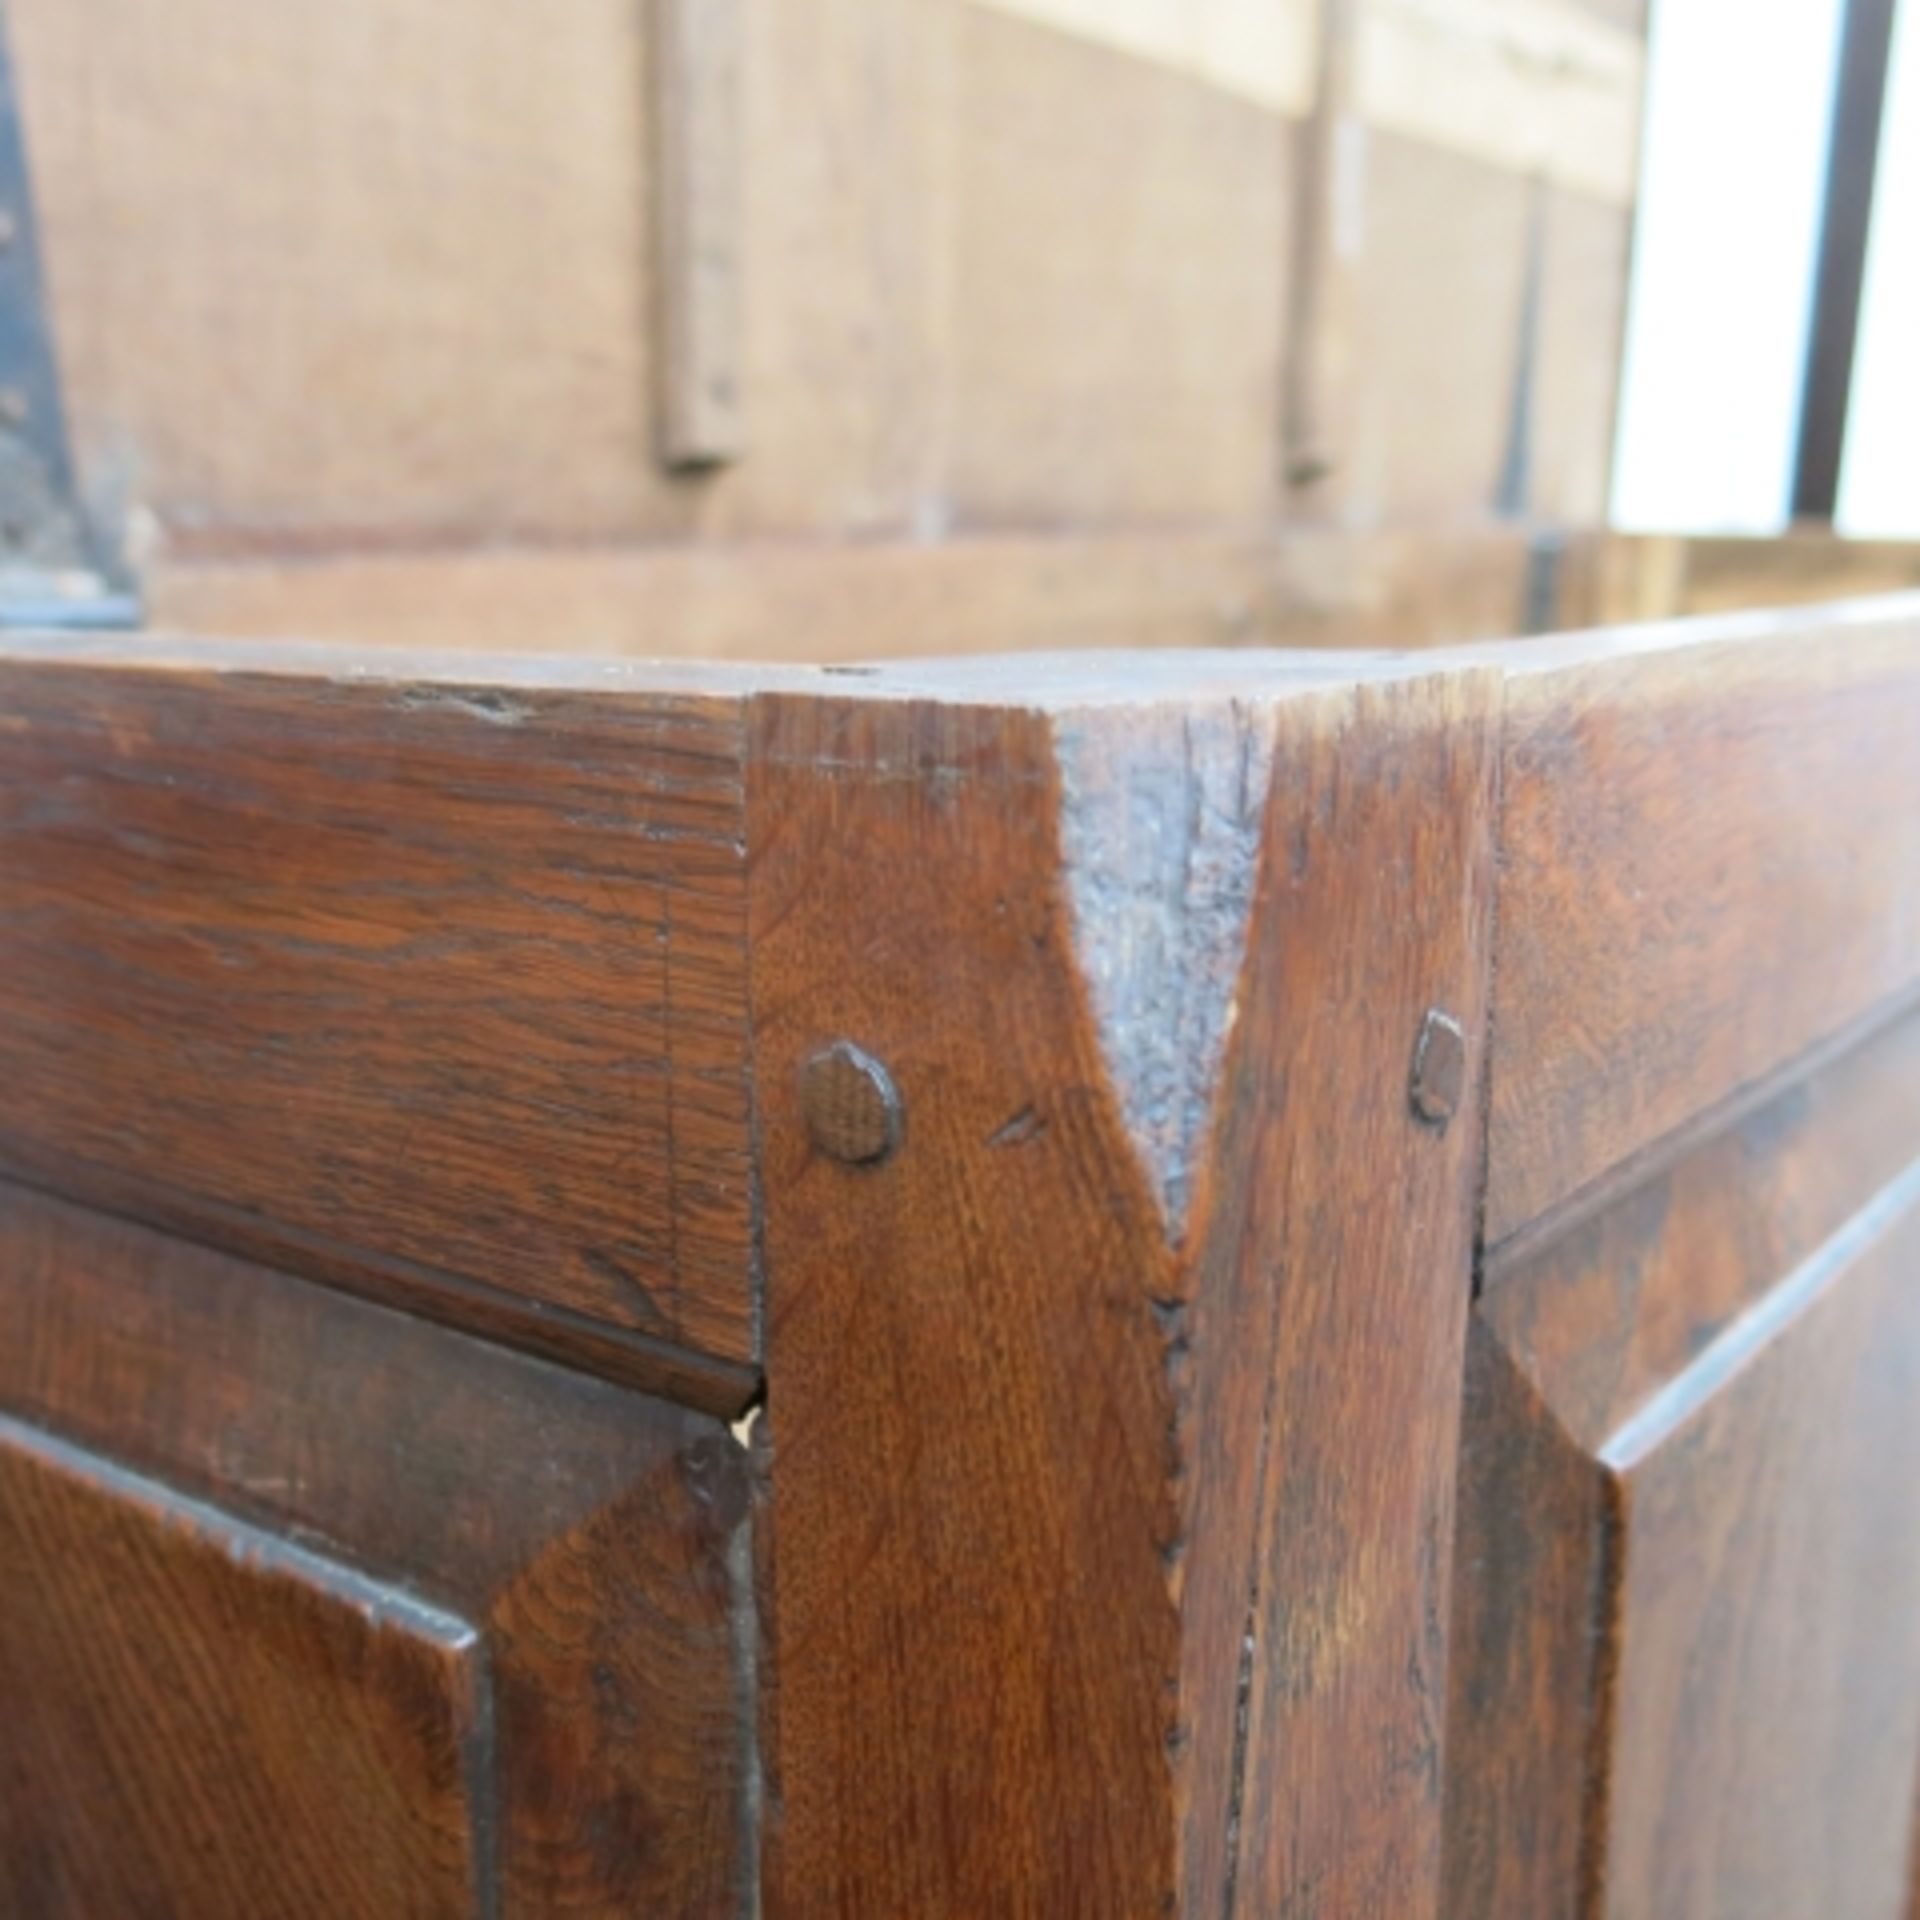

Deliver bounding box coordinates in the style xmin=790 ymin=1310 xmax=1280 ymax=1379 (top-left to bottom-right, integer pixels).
xmin=799 ymin=1042 xmax=903 ymax=1166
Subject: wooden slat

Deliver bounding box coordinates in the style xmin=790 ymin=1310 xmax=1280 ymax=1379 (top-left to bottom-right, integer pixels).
xmin=1484 ymin=596 xmax=1920 ymax=1246
xmin=0 ymin=646 xmax=758 ymax=1389
xmin=1281 ymin=0 xmax=1358 ymax=505
xmin=1183 ymin=670 xmax=1498 ymax=1915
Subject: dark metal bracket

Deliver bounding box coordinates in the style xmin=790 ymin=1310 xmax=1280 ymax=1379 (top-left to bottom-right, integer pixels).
xmin=0 ymin=5 xmax=137 ymax=627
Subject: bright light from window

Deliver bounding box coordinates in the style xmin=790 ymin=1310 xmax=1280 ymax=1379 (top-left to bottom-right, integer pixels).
xmin=1611 ymin=0 xmax=1846 ymax=533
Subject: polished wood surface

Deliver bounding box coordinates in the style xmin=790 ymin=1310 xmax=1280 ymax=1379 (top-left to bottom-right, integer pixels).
xmin=0 ymin=1180 xmax=750 ymax=1917
xmin=1485 ymin=599 xmax=1920 ymax=1244
xmin=1443 ymin=597 xmax=1920 ymax=1920
xmin=145 ymin=524 xmax=1563 ymax=661
xmin=0 ymin=654 xmax=758 ymax=1394
xmin=2 ymin=598 xmax=1918 ymax=1913
xmin=0 ymin=1418 xmax=487 ymax=1918
xmin=748 ymin=666 xmax=1497 ymax=1912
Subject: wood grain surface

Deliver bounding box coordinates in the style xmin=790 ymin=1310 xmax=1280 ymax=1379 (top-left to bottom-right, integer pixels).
xmin=748 ymin=660 xmax=1497 ymax=1915
xmin=653 ymin=0 xmax=745 ymax=467
xmin=749 ymin=690 xmax=1184 ymax=1913
xmin=9 ymin=598 xmax=1918 ymax=1913
xmin=0 ymin=1178 xmax=752 ymax=1918
xmin=1174 ymin=670 xmax=1498 ymax=1919
xmin=145 ymin=524 xmax=1558 ymax=661
xmin=1486 ymin=598 xmax=1920 ymax=1246
xmin=0 ymin=652 xmax=758 ymax=1388
xmin=1449 ymin=995 xmax=1920 ymax=1920
xmin=1600 ymin=1203 xmax=1920 ymax=1919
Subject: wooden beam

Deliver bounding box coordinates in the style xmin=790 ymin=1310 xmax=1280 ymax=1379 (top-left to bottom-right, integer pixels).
xmin=653 ymin=0 xmax=746 ymax=468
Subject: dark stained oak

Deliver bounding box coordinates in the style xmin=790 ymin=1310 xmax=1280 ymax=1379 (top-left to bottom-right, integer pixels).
xmin=1601 ymin=1206 xmax=1920 ymax=1919
xmin=3 ymin=606 xmax=1920 ymax=1914
xmin=1446 ymin=603 xmax=1920 ymax=1920
xmin=0 ymin=651 xmax=758 ymax=1389
xmin=750 ymin=691 xmax=1185 ymax=1914
xmin=0 ymin=1180 xmax=752 ymax=1918
xmin=0 ymin=1417 xmax=487 ymax=1919
xmin=748 ymin=662 xmax=1497 ymax=1915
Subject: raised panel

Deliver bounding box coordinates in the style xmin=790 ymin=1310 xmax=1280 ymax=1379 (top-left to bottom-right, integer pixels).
xmin=0 ymin=1416 xmax=487 ymax=1918
xmin=1447 ymin=1004 xmax=1920 ymax=1919
xmin=0 ymin=651 xmax=757 ymax=1389
xmin=747 ymin=666 xmax=1499 ymax=1915
xmin=1598 ymin=1204 xmax=1920 ymax=1917
xmin=0 ymin=1181 xmax=751 ymax=1917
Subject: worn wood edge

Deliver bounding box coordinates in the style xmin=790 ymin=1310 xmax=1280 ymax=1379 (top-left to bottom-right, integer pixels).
xmin=0 ymin=1156 xmax=759 ymax=1418
xmin=1599 ymin=1151 xmax=1920 ymax=1472
xmin=10 ymin=593 xmax=1917 ymax=1412
xmin=1172 ymin=666 xmax=1501 ymax=1915
xmin=0 ymin=622 xmax=1444 ymax=707
xmin=0 ymin=1407 xmax=485 ymax=1653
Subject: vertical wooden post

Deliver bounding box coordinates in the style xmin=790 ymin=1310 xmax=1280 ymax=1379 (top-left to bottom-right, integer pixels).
xmin=1283 ymin=0 xmax=1362 ymax=514
xmin=653 ymin=0 xmax=746 ymax=469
